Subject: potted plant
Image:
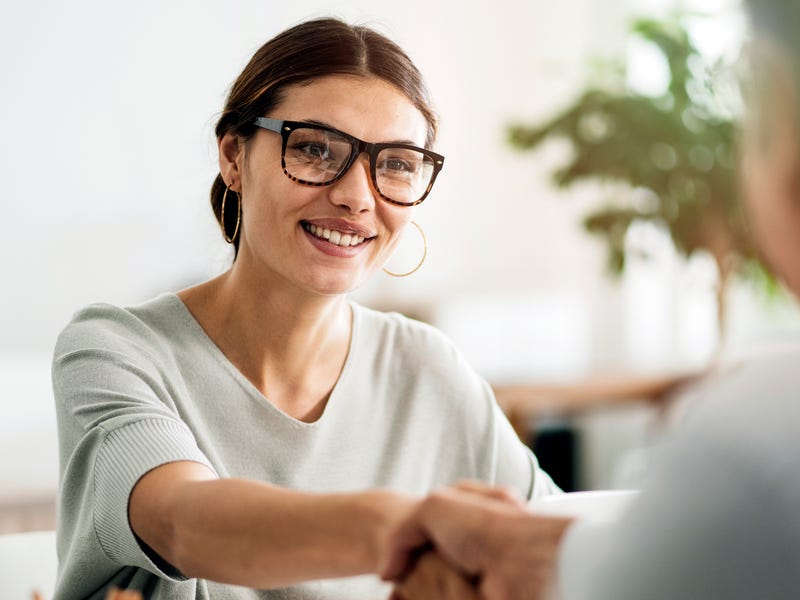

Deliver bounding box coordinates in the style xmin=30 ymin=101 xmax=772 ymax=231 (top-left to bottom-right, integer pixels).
xmin=508 ymin=16 xmax=769 ymax=336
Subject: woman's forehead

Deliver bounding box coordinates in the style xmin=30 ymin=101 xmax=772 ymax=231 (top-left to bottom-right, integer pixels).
xmin=271 ymin=75 xmax=429 ymax=146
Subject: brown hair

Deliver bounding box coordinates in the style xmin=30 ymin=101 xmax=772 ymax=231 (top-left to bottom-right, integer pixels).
xmin=211 ymin=17 xmax=439 ymax=254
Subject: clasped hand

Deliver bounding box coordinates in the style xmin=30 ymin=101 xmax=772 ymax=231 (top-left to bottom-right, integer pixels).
xmin=379 ymin=482 xmax=573 ymax=600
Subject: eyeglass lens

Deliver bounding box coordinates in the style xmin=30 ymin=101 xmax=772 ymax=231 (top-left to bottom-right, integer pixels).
xmin=284 ymin=127 xmax=436 ymax=205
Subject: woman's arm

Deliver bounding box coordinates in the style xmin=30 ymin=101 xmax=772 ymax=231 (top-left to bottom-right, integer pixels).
xmin=129 ymin=461 xmax=415 ymax=588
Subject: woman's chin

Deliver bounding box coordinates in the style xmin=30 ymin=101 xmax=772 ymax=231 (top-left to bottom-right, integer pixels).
xmin=303 ymin=271 xmax=367 ymax=298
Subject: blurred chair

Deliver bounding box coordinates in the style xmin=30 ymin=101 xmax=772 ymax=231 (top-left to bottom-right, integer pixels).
xmin=0 ymin=530 xmax=57 ymax=599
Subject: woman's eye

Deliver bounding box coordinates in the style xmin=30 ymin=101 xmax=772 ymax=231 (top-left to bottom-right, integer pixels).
xmin=381 ymin=158 xmax=415 ymax=173
xmin=294 ymin=142 xmax=330 ymax=160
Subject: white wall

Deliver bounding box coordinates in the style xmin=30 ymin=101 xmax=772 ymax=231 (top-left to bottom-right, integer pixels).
xmin=5 ymin=0 xmax=786 ymax=364
xmin=1 ymin=0 xmax=631 ymax=358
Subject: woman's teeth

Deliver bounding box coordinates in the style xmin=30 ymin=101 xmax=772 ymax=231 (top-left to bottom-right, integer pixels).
xmin=304 ymin=223 xmax=366 ymax=247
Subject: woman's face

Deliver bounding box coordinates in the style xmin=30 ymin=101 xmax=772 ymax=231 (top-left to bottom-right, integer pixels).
xmin=221 ymin=75 xmax=430 ymax=297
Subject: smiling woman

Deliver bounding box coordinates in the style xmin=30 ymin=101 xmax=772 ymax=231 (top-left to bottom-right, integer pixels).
xmin=212 ymin=74 xmax=434 ymax=298
xmin=51 ymin=17 xmax=559 ymax=600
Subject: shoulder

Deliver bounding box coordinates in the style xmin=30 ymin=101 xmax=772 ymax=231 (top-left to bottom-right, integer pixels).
xmin=53 ymin=293 xmax=184 ymax=364
xmin=348 ymin=302 xmax=497 ymax=415
xmin=680 ymin=343 xmax=800 ymax=449
xmin=351 ymin=302 xmax=463 ymax=365
xmin=560 ymin=345 xmax=800 ymax=599
xmin=645 ymin=343 xmax=800 ymax=504
xmin=352 ymin=303 xmax=468 ymax=377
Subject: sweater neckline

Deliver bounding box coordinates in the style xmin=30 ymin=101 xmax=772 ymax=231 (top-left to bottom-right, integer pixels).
xmin=161 ymin=292 xmax=360 ymax=428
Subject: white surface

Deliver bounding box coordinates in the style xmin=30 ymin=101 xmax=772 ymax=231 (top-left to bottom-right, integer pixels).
xmin=0 ymin=530 xmax=58 ymax=599
xmin=530 ymin=490 xmax=638 ymax=522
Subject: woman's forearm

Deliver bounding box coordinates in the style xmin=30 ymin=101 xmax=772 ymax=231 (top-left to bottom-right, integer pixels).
xmin=130 ymin=462 xmax=415 ymax=588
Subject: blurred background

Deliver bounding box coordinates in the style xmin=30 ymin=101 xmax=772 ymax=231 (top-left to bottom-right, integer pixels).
xmin=3 ymin=0 xmax=800 ymax=531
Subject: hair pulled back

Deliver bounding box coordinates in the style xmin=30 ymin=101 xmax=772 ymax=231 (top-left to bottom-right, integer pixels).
xmin=210 ymin=17 xmax=439 ymax=253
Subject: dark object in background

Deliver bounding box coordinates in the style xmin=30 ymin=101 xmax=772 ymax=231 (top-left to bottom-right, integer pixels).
xmin=530 ymin=424 xmax=579 ymax=492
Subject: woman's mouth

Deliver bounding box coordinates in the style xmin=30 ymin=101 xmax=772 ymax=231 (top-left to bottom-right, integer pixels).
xmin=302 ymin=222 xmax=368 ymax=247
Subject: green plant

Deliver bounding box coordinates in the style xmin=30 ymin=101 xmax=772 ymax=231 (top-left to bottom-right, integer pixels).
xmin=509 ymin=16 xmax=763 ymax=330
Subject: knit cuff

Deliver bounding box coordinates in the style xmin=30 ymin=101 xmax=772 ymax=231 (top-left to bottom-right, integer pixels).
xmin=93 ymin=418 xmax=216 ymax=580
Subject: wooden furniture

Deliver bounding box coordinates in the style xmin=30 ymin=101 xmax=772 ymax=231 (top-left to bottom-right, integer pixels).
xmin=493 ymin=371 xmax=703 ymax=440
xmin=0 ymin=494 xmax=56 ymax=535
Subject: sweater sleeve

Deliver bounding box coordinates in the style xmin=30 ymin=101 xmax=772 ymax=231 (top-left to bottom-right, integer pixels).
xmin=53 ymin=306 xmax=216 ymax=581
xmin=482 ymin=378 xmax=562 ymax=500
xmin=438 ymin=337 xmax=561 ymax=501
xmin=361 ymin=305 xmax=561 ymax=501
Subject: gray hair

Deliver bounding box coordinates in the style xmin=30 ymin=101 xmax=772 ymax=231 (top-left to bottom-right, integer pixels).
xmin=743 ymin=0 xmax=800 ymax=152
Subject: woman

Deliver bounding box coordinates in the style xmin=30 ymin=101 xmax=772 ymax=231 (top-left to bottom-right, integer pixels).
xmin=52 ymin=17 xmax=558 ymax=600
xmin=382 ymin=1 xmax=800 ymax=598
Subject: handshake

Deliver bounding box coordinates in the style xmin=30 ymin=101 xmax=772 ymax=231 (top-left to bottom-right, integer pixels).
xmin=379 ymin=481 xmax=574 ymax=600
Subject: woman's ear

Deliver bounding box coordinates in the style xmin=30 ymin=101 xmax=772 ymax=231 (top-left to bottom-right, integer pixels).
xmin=218 ymin=133 xmax=244 ymax=192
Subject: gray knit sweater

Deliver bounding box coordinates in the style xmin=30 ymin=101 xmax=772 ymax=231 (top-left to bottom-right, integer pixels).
xmin=52 ymin=294 xmax=558 ymax=599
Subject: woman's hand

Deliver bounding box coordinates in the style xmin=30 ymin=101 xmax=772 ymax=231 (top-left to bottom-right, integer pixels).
xmin=33 ymin=587 xmax=144 ymax=600
xmin=104 ymin=589 xmax=143 ymax=600
xmin=381 ymin=482 xmax=573 ymax=600
xmin=380 ymin=481 xmax=526 ymax=581
xmin=390 ymin=551 xmax=482 ymax=600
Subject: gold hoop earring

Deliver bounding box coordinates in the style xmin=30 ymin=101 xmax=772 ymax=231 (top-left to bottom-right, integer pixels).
xmin=383 ymin=220 xmax=427 ymax=277
xmin=220 ymin=184 xmax=241 ymax=244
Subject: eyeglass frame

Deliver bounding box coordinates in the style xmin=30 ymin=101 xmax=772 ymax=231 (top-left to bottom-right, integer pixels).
xmin=252 ymin=117 xmax=445 ymax=207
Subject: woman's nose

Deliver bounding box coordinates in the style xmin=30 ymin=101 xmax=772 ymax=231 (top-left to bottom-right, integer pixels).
xmin=328 ymin=154 xmax=376 ymax=213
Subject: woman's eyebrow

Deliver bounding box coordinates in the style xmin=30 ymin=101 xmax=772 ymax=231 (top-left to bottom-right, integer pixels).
xmin=300 ymin=118 xmax=335 ymax=128
xmin=300 ymin=118 xmax=419 ymax=146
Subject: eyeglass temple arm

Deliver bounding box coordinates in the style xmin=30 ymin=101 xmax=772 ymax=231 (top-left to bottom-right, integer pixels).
xmin=253 ymin=117 xmax=284 ymax=132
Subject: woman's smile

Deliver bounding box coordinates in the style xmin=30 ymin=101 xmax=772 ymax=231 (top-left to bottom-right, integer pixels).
xmin=300 ymin=218 xmax=376 ymax=258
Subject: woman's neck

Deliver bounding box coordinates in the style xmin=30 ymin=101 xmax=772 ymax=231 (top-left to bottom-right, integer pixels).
xmin=178 ymin=266 xmax=353 ymax=422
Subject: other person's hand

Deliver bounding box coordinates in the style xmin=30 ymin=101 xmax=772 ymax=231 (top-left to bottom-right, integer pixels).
xmin=381 ymin=482 xmax=573 ymax=600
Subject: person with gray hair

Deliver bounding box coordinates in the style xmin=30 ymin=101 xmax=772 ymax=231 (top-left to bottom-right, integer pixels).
xmin=381 ymin=1 xmax=800 ymax=597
